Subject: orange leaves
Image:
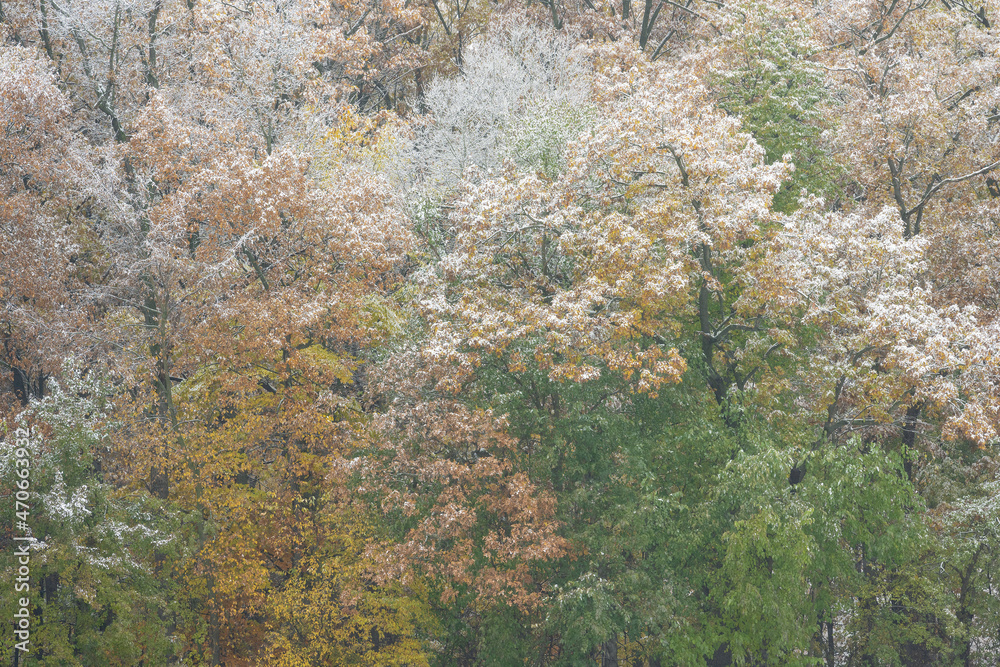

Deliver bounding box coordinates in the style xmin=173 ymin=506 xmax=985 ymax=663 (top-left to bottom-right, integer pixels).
xmin=122 ymin=86 xmax=414 ymax=368
xmin=363 ymin=364 xmax=570 ymax=612
xmin=0 ymin=43 xmax=98 ymax=399
xmin=372 ymin=459 xmax=569 ymax=613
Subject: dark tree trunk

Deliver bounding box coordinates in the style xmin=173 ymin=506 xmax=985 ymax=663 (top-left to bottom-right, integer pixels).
xmin=600 ymin=636 xmax=618 ymax=667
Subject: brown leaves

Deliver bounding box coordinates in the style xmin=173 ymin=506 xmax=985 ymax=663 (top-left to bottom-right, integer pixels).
xmin=0 ymin=44 xmax=101 ymax=404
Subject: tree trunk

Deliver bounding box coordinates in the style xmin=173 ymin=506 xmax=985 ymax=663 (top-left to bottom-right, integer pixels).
xmin=901 ymin=402 xmax=921 ymax=481
xmin=600 ymin=636 xmax=618 ymax=667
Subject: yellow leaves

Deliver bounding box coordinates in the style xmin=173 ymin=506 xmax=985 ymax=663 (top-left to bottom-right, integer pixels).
xmin=507 ymin=352 xmax=529 ymax=374
xmin=549 ymin=363 xmax=602 ymax=383
xmin=358 ymin=293 xmax=407 ymax=343
xmin=314 ymin=106 xmax=398 ymax=170
xmin=261 ymin=512 xmax=433 ymax=667
xmin=299 ymin=345 xmax=355 ymax=385
xmin=172 ymin=365 xmax=223 ymax=408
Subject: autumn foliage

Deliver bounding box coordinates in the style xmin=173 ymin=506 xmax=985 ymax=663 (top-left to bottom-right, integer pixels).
xmin=3 ymin=0 xmax=1000 ymax=665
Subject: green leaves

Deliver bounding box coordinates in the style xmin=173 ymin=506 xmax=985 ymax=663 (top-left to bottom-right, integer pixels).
xmin=504 ymin=100 xmax=595 ymax=180
xmin=710 ymin=0 xmax=839 ymax=213
xmin=0 ymin=363 xmax=176 ymax=666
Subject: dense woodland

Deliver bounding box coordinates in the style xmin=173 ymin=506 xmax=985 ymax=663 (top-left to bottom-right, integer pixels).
xmin=1 ymin=0 xmax=1000 ymax=664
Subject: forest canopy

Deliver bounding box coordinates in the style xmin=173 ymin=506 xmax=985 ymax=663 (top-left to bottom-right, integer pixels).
xmin=2 ymin=0 xmax=1000 ymax=665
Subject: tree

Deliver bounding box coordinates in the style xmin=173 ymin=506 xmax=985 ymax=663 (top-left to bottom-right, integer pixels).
xmin=0 ymin=361 xmax=175 ymax=666
xmin=704 ymin=0 xmax=838 ymax=212
xmin=102 ymin=97 xmax=420 ymax=663
xmin=4 ymin=1 xmax=1000 ymax=663
xmin=374 ymin=26 xmax=843 ymax=663
xmin=0 ymin=43 xmax=102 ymax=415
